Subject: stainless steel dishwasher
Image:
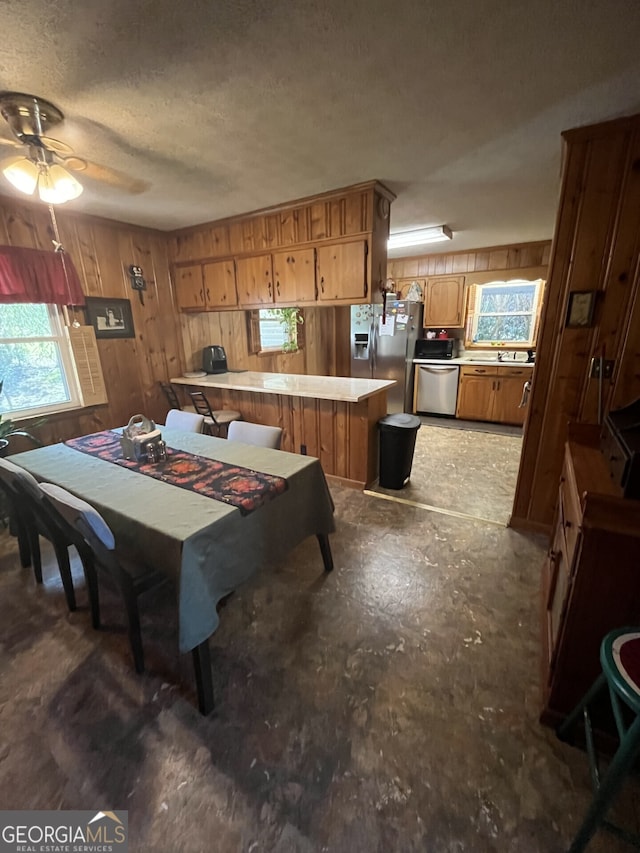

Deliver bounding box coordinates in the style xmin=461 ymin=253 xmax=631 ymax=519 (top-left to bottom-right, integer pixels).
xmin=415 ymin=363 xmax=460 ymax=416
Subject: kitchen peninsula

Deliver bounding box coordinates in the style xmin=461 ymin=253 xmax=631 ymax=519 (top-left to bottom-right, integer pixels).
xmin=171 ymin=372 xmax=395 ymax=488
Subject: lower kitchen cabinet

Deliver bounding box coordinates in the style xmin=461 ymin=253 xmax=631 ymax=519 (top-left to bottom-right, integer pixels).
xmin=456 ymin=365 xmax=529 ymax=425
xmin=540 ymin=431 xmax=640 ymax=726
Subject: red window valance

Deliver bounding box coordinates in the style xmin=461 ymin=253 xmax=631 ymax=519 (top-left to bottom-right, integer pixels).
xmin=0 ymin=245 xmax=85 ymax=305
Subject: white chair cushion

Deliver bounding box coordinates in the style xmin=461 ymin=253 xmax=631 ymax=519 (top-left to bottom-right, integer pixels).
xmin=39 ymin=482 xmax=116 ymax=550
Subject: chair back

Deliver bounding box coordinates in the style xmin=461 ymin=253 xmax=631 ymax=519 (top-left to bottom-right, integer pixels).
xmin=160 ymin=382 xmax=181 ymax=410
xmin=227 ymin=420 xmax=283 ymax=449
xmin=0 ymin=456 xmax=42 ymax=500
xmin=165 ymin=409 xmax=205 ymax=432
xmin=39 ymin=483 xmax=116 ymax=562
xmin=188 ymin=391 xmax=219 ymax=424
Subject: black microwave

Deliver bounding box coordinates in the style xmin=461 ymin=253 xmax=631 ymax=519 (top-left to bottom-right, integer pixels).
xmin=415 ymin=338 xmax=457 ymax=359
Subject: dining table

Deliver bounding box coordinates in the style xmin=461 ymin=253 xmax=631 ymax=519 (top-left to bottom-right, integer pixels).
xmin=10 ymin=426 xmax=336 ymax=714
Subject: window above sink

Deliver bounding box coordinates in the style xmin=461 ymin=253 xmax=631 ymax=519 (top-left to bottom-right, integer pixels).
xmin=465 ymin=278 xmax=544 ymax=349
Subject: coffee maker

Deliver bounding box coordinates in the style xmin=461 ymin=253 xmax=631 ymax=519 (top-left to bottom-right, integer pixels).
xmin=202 ymin=345 xmax=228 ymax=374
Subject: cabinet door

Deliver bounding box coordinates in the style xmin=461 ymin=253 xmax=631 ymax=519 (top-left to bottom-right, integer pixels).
xmin=456 ymin=374 xmax=495 ymax=421
xmin=273 ymin=248 xmax=317 ymax=304
xmin=424 ymin=275 xmax=465 ymax=327
xmin=202 ymin=259 xmax=238 ymax=309
xmin=236 ymin=254 xmax=274 ymax=307
xmin=317 ymin=240 xmax=368 ymax=302
xmin=175 ymin=264 xmax=205 ymax=310
xmin=493 ymin=376 xmax=527 ymax=425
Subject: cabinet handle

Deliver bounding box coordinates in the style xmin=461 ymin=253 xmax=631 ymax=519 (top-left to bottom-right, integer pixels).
xmin=320 ymin=275 xmax=325 ymax=294
xmin=565 ymin=520 xmax=572 ymax=528
xmin=206 ymin=289 xmax=210 ymax=302
xmin=276 ymin=279 xmax=280 ymax=296
xmin=492 ymin=380 xmax=495 ymax=390
xmin=475 ymin=368 xmax=487 ymax=373
xmin=268 ymin=281 xmax=272 ymax=298
xmin=199 ymin=288 xmax=204 ymax=303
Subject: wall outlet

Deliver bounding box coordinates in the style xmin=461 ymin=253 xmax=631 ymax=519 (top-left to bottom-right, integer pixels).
xmin=590 ymin=358 xmax=615 ymax=379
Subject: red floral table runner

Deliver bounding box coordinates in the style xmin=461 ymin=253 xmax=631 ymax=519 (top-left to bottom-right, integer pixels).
xmin=64 ymin=430 xmax=287 ymax=515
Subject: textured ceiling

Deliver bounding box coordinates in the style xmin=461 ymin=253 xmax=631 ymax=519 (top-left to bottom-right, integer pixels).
xmin=0 ymin=0 xmax=639 ymax=254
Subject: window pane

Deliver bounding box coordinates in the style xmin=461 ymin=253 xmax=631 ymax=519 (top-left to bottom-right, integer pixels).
xmin=479 ymin=285 xmax=535 ymax=314
xmin=0 ymin=342 xmax=71 ymax=412
xmin=476 ymin=315 xmax=532 ymax=342
xmin=258 ymin=309 xmax=288 ymax=349
xmin=0 ymin=303 xmax=53 ymax=337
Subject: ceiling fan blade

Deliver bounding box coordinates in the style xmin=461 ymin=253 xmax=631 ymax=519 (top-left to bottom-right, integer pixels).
xmin=39 ymin=136 xmax=74 ymax=156
xmin=61 ymin=157 xmax=148 ymax=194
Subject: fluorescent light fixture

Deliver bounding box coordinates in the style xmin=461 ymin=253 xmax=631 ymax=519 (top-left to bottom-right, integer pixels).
xmin=388 ymin=225 xmax=452 ymax=250
xmin=2 ymin=156 xmax=83 ymax=204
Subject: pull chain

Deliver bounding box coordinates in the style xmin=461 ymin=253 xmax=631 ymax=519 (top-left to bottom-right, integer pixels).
xmin=48 ymin=203 xmax=80 ymax=327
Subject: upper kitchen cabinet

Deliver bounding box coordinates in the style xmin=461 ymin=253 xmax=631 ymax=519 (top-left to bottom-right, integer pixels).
xmin=235 ymin=254 xmax=274 ymax=307
xmin=272 ymin=248 xmax=317 ymax=304
xmin=168 ymin=181 xmax=395 ymax=309
xmin=317 ymin=240 xmax=368 ymax=303
xmin=203 ymin=259 xmax=238 ymax=309
xmin=174 ymin=260 xmax=239 ymax=310
xmin=423 ymin=274 xmax=465 ymax=327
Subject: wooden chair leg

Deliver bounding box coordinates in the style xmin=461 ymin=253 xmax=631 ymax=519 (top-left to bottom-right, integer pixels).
xmin=80 ymin=551 xmax=101 ymax=629
xmin=52 ymin=535 xmax=77 ymax=612
xmin=26 ymin=525 xmax=42 ymax=584
xmin=11 ymin=513 xmax=31 ymax=569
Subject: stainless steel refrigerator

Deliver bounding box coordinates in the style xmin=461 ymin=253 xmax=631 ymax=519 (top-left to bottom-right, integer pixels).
xmin=350 ymin=300 xmax=423 ymax=413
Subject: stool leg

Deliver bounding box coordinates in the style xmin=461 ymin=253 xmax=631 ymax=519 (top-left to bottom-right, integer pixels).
xmin=568 ymin=715 xmax=640 ymax=853
xmin=557 ymin=673 xmax=607 ymax=744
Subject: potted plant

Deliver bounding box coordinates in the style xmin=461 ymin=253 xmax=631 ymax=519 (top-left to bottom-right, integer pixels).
xmin=0 ymin=380 xmax=42 ymax=457
xmin=279 ymin=307 xmax=304 ymax=353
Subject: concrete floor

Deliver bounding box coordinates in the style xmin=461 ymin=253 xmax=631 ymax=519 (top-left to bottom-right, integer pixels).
xmin=1 ymin=428 xmax=638 ymax=852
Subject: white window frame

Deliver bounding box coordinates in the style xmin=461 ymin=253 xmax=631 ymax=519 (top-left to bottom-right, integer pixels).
xmin=0 ymin=303 xmax=84 ymax=418
xmin=469 ymin=279 xmax=543 ymax=348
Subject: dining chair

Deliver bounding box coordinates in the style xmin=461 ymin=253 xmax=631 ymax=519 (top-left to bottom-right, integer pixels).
xmin=0 ymin=457 xmax=79 ymax=612
xmin=159 ymin=381 xmax=196 ymax=414
xmin=227 ymin=420 xmax=283 ymax=449
xmin=40 ymin=482 xmax=166 ymax=674
xmin=165 ymin=409 xmax=205 ymax=432
xmin=188 ymin=391 xmax=242 ymax=438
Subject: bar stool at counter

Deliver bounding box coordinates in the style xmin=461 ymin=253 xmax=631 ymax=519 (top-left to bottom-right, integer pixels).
xmin=188 ymin=391 xmax=242 ymax=438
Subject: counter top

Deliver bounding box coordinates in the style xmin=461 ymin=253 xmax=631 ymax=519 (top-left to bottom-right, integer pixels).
xmin=413 ymin=358 xmax=534 ymax=368
xmin=171 ymin=371 xmax=396 ymax=403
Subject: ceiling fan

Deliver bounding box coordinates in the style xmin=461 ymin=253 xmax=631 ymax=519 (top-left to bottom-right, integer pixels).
xmin=0 ymin=91 xmax=148 ymax=203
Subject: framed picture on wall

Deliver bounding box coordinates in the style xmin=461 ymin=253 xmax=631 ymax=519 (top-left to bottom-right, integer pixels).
xmin=566 ymin=290 xmax=596 ymax=328
xmin=85 ymin=297 xmax=135 ymax=339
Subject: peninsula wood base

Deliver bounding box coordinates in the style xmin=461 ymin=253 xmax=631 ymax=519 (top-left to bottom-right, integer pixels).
xmin=185 ymin=386 xmax=387 ymax=488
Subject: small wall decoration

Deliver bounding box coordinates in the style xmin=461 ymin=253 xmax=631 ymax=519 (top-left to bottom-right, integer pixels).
xmin=85 ymin=297 xmax=135 ymax=339
xmin=566 ymin=290 xmax=596 ymax=328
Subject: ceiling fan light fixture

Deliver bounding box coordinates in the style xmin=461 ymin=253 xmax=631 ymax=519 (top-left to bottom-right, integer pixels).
xmin=38 ymin=163 xmax=83 ymax=204
xmin=388 ymin=225 xmax=453 ymax=250
xmin=2 ymin=156 xmax=39 ymax=195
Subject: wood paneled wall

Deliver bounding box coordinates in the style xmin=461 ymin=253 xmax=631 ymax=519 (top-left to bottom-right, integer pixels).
xmin=0 ymin=197 xmax=185 ymax=444
xmin=512 ymin=114 xmax=640 ymax=530
xmin=177 ymin=304 xmax=348 ymax=378
xmin=0 ymin=195 xmax=352 ymax=450
xmin=387 ymin=241 xmax=551 ymax=279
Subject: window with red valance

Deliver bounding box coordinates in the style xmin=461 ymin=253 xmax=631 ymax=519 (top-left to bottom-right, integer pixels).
xmin=0 ymin=245 xmax=85 ymax=305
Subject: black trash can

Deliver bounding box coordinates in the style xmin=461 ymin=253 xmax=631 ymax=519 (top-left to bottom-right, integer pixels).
xmin=378 ymin=413 xmax=421 ymax=489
